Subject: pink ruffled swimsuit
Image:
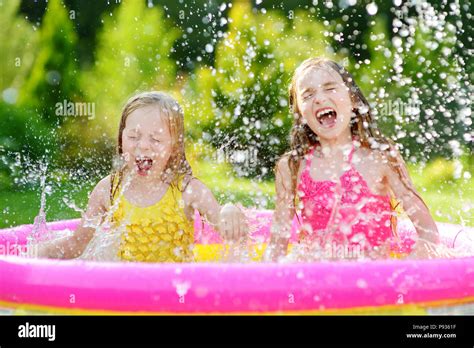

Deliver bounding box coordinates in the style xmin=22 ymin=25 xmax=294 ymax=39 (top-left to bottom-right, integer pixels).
xmin=297 ymin=144 xmax=393 ymax=251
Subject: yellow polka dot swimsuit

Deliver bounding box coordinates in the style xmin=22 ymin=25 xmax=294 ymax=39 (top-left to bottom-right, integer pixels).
xmin=112 ymin=182 xmax=194 ymax=263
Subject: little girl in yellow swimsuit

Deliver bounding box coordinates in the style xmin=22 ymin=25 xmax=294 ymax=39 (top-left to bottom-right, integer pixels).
xmin=37 ymin=91 xmax=247 ymax=262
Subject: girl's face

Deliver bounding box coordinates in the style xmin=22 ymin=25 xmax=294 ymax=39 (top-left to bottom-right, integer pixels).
xmin=296 ymin=66 xmax=353 ymax=142
xmin=121 ymin=105 xmax=172 ymax=177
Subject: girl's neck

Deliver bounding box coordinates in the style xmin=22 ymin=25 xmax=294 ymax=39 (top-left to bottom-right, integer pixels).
xmin=317 ymin=131 xmax=353 ymax=159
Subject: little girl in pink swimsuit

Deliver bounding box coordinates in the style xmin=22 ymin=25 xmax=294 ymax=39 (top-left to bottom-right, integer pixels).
xmin=265 ymin=57 xmax=443 ymax=261
xmin=297 ymin=141 xmax=393 ymax=257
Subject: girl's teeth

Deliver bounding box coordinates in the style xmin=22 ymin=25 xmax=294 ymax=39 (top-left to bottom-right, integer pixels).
xmin=316 ymin=110 xmax=337 ymax=127
xmin=317 ymin=109 xmax=333 ymax=118
xmin=135 ymin=158 xmax=153 ymax=174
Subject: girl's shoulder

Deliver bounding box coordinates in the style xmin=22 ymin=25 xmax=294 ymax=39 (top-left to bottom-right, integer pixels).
xmin=276 ymin=151 xmax=308 ymax=174
xmin=89 ymin=175 xmax=112 ymax=210
xmin=180 ymin=175 xmax=219 ymax=220
xmin=181 ymin=176 xmax=209 ymax=199
xmin=276 ymin=152 xmax=304 ymax=181
xmin=276 ymin=153 xmax=292 ymax=175
xmin=356 ymin=146 xmax=387 ymax=161
xmin=275 ymin=153 xmax=302 ymax=192
xmin=95 ymin=174 xmax=112 ymax=193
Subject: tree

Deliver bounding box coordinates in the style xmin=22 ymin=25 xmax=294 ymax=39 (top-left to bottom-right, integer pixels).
xmin=19 ymin=0 xmax=80 ymax=126
xmin=353 ymin=3 xmax=471 ymax=162
xmin=0 ymin=0 xmax=38 ymax=101
xmin=391 ymin=2 xmax=470 ymax=162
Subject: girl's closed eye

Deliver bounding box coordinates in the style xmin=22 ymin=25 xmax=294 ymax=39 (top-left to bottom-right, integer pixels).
xmin=150 ymin=132 xmax=164 ymax=143
xmin=324 ymin=83 xmax=338 ymax=92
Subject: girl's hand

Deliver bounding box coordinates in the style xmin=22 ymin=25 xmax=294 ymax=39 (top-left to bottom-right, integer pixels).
xmin=218 ymin=203 xmax=248 ymax=242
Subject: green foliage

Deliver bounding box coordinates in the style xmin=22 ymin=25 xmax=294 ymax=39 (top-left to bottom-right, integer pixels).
xmin=0 ymin=102 xmax=55 ymax=189
xmin=392 ymin=11 xmax=468 ymax=161
xmin=81 ymin=0 xmax=181 ymax=140
xmin=184 ymin=2 xmax=338 ymax=178
xmin=0 ymin=0 xmax=38 ymax=98
xmin=19 ymin=0 xmax=80 ymax=126
xmin=355 ymin=8 xmax=469 ymax=162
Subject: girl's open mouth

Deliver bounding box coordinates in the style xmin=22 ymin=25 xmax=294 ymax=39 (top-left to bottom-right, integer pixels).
xmin=135 ymin=156 xmax=153 ymax=176
xmin=315 ymin=107 xmax=338 ymax=128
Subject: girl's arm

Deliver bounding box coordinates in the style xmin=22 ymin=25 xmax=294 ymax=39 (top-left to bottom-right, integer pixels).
xmin=384 ymin=149 xmax=440 ymax=245
xmin=36 ymin=176 xmax=110 ymax=259
xmin=183 ymin=177 xmax=247 ymax=241
xmin=264 ymin=156 xmax=295 ymax=262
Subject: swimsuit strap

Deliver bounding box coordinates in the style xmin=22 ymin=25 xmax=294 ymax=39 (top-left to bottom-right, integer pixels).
xmin=347 ymin=142 xmax=356 ymax=164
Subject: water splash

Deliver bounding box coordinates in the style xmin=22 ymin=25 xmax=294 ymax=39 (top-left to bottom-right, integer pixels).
xmin=27 ymin=161 xmax=51 ymax=245
xmin=78 ymin=172 xmax=133 ymax=262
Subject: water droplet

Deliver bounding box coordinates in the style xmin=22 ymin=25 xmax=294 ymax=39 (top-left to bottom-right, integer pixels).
xmin=172 ymin=280 xmax=191 ymax=297
xmin=357 ymin=279 xmax=368 ymax=289
xmin=366 ymin=2 xmax=378 ymax=15
xmin=205 ymin=44 xmax=214 ymax=53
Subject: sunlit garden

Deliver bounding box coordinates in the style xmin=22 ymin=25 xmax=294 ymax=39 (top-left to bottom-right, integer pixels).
xmin=1 ymin=0 xmax=472 ymax=228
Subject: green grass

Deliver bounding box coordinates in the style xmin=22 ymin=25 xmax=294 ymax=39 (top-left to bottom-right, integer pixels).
xmin=0 ymin=157 xmax=472 ymax=229
xmin=406 ymin=157 xmax=473 ymax=226
xmin=0 ymin=180 xmax=95 ymax=229
xmin=192 ymin=159 xmax=275 ymax=207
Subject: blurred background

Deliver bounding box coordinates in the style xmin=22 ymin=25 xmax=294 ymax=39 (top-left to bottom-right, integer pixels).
xmin=0 ymin=0 xmax=472 ymax=228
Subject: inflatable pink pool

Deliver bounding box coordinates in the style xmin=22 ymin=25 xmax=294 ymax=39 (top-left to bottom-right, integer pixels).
xmin=0 ymin=211 xmax=473 ymax=314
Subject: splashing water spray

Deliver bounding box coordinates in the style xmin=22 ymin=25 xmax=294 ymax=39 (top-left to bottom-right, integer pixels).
xmin=29 ymin=162 xmax=50 ymax=243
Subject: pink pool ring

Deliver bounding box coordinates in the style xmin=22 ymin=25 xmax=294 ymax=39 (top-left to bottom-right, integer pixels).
xmin=0 ymin=210 xmax=473 ymax=315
